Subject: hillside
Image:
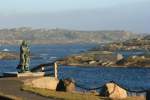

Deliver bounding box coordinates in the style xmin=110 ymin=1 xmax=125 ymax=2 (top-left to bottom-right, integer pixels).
xmin=0 ymin=27 xmax=138 ymax=44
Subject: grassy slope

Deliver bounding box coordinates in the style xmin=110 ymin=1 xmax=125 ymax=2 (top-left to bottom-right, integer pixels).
xmin=22 ymin=85 xmax=102 ymax=100
xmin=22 ymin=85 xmax=145 ymax=100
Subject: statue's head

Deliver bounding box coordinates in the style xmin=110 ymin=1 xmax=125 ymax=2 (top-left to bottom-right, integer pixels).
xmin=22 ymin=40 xmax=29 ymax=47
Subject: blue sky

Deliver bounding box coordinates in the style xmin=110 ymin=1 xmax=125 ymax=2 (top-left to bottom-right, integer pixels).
xmin=0 ymin=0 xmax=142 ymax=14
xmin=0 ymin=0 xmax=150 ymax=33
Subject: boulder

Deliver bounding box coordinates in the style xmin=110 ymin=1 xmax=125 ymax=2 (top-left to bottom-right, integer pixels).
xmin=56 ymin=78 xmax=75 ymax=92
xmin=146 ymin=91 xmax=150 ymax=100
xmin=100 ymin=82 xmax=127 ymax=99
xmin=116 ymin=59 xmax=127 ymax=65
xmin=24 ymin=77 xmax=59 ymax=90
xmin=89 ymin=61 xmax=96 ymax=64
xmin=116 ymin=53 xmax=124 ymax=61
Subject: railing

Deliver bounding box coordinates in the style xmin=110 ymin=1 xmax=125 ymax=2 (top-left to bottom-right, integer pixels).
xmin=31 ymin=61 xmax=58 ymax=79
xmin=31 ymin=62 xmax=149 ymax=100
xmin=75 ymin=80 xmax=149 ymax=100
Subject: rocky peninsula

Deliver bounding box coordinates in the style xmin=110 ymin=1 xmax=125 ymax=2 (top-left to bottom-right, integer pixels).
xmin=0 ymin=51 xmax=41 ymax=60
xmin=58 ymin=51 xmax=150 ymax=67
xmin=0 ymin=51 xmax=19 ymax=60
xmin=58 ymin=35 xmax=150 ymax=67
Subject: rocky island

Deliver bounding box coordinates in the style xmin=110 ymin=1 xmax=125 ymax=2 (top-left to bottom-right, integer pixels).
xmin=0 ymin=51 xmax=19 ymax=60
xmin=58 ymin=35 xmax=150 ymax=67
xmin=0 ymin=51 xmax=41 ymax=60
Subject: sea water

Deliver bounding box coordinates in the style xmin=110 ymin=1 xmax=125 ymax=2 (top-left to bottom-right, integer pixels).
xmin=0 ymin=44 xmax=150 ymax=94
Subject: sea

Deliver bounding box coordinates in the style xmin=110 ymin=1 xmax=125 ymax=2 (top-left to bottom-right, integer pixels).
xmin=0 ymin=44 xmax=150 ymax=95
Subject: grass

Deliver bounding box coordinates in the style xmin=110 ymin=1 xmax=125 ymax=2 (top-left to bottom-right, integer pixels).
xmin=22 ymin=85 xmax=145 ymax=100
xmin=22 ymin=85 xmax=102 ymax=100
xmin=0 ymin=92 xmax=22 ymax=100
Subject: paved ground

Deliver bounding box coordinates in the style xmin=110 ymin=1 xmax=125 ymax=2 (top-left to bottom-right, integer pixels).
xmin=0 ymin=77 xmax=54 ymax=100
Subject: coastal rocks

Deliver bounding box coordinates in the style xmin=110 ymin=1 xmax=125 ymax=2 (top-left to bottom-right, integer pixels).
xmin=58 ymin=54 xmax=94 ymax=66
xmin=58 ymin=47 xmax=150 ymax=67
xmin=0 ymin=51 xmax=42 ymax=60
xmin=100 ymin=82 xmax=127 ymax=99
xmin=116 ymin=53 xmax=124 ymax=61
xmin=122 ymin=55 xmax=150 ymax=67
xmin=0 ymin=52 xmax=19 ymax=60
xmin=24 ymin=77 xmax=59 ymax=90
xmin=56 ymin=78 xmax=75 ymax=92
xmin=58 ymin=51 xmax=118 ymax=67
xmin=100 ymin=61 xmax=113 ymax=66
xmin=116 ymin=59 xmax=127 ymax=65
xmin=89 ymin=61 xmax=96 ymax=64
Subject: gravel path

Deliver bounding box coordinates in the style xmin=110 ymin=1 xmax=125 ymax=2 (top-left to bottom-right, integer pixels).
xmin=0 ymin=77 xmax=53 ymax=100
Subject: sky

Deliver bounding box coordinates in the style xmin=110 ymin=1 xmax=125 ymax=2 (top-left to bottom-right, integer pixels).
xmin=0 ymin=0 xmax=150 ymax=33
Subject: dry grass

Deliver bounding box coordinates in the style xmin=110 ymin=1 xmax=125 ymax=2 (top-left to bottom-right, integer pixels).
xmin=22 ymin=85 xmax=102 ymax=100
xmin=0 ymin=92 xmax=22 ymax=100
xmin=115 ymin=96 xmax=145 ymax=100
xmin=22 ymin=85 xmax=145 ymax=100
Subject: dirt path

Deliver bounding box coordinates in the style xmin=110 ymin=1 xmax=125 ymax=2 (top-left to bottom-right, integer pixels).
xmin=0 ymin=77 xmax=54 ymax=100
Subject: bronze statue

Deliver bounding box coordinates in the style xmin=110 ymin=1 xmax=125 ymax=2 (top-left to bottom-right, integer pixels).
xmin=17 ymin=40 xmax=30 ymax=73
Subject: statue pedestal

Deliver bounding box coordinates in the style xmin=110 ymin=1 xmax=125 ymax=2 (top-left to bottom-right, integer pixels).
xmin=3 ymin=72 xmax=48 ymax=77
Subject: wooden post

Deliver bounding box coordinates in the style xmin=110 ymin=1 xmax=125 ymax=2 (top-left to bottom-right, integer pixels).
xmin=146 ymin=91 xmax=150 ymax=100
xmin=54 ymin=62 xmax=58 ymax=79
xmin=41 ymin=66 xmax=45 ymax=72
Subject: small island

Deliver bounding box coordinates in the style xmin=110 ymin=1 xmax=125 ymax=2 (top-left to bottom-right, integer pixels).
xmin=0 ymin=51 xmax=19 ymax=60
xmin=58 ymin=35 xmax=150 ymax=67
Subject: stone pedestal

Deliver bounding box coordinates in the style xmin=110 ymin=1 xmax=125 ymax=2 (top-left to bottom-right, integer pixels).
xmin=3 ymin=72 xmax=48 ymax=77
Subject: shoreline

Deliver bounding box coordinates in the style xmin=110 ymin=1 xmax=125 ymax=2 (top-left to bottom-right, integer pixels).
xmin=61 ymin=63 xmax=150 ymax=68
xmin=57 ymin=49 xmax=150 ymax=68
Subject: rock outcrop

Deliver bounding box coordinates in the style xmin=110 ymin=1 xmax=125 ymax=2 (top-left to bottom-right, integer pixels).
xmin=100 ymin=82 xmax=127 ymax=99
xmin=0 ymin=52 xmax=19 ymax=60
xmin=24 ymin=77 xmax=59 ymax=90
xmin=56 ymin=78 xmax=75 ymax=92
xmin=0 ymin=51 xmax=42 ymax=60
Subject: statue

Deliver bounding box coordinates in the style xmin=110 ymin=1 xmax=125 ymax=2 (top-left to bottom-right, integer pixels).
xmin=17 ymin=40 xmax=30 ymax=73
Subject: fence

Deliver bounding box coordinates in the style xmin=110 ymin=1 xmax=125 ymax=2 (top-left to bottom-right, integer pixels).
xmin=31 ymin=62 xmax=149 ymax=100
xmin=31 ymin=62 xmax=58 ymax=79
